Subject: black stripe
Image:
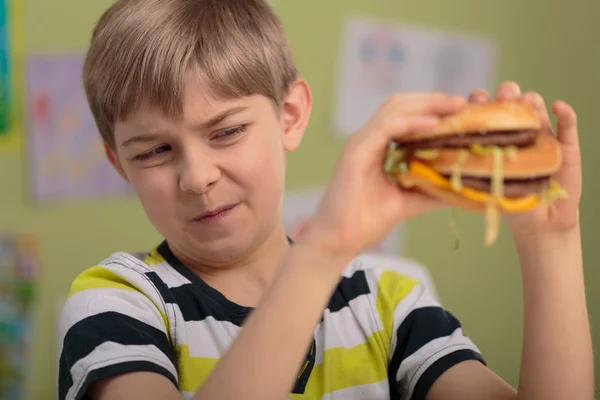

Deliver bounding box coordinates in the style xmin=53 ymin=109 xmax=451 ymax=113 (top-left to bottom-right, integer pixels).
xmin=327 ymin=270 xmax=371 ymax=313
xmin=157 ymin=241 xmax=205 ymax=288
xmin=411 ymin=349 xmax=486 ymax=400
xmin=388 ymin=306 xmax=462 ymax=396
xmin=145 ymin=271 xmax=177 ymax=304
xmin=292 ymin=338 xmax=317 ymax=394
xmin=59 ymin=312 xmax=175 ymax=400
xmin=170 ymin=284 xmax=251 ymax=325
xmin=68 ymin=361 xmax=178 ymax=400
xmin=157 ymin=241 xmax=252 ymax=325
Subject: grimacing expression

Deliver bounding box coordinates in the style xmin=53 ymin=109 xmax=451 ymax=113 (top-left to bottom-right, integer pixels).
xmin=106 ymin=75 xmax=311 ymax=264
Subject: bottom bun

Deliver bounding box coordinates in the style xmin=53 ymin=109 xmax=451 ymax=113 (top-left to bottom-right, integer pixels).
xmin=396 ymin=174 xmax=539 ymax=214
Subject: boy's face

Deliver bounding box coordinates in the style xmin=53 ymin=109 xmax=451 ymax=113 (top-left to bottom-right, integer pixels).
xmin=107 ymin=73 xmax=312 ymax=264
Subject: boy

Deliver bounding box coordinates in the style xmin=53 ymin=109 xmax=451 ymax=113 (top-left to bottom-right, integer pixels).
xmin=58 ymin=0 xmax=593 ymax=399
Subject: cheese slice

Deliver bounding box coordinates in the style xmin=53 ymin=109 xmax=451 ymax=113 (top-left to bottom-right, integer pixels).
xmin=408 ymin=161 xmax=540 ymax=212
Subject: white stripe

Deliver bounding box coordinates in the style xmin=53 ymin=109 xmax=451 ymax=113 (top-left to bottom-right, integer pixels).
xmin=182 ymin=391 xmax=195 ymax=400
xmin=66 ymin=342 xmax=178 ymax=400
xmin=107 ymin=253 xmax=189 ymax=293
xmin=105 ymin=252 xmax=153 ymax=275
xmin=340 ymin=258 xmax=366 ymax=278
xmin=389 ymin=283 xmax=440 ymax=358
xmin=147 ymin=261 xmax=192 ymax=289
xmin=314 ymin=329 xmax=326 ymax=365
xmin=58 ymin=288 xmax=167 ymax=355
xmin=322 ymin=380 xmax=389 ymax=400
xmin=182 ymin=316 xmax=240 ymax=358
xmin=396 ymin=328 xmax=480 ymax=398
xmin=88 ymin=261 xmax=170 ymax=311
xmin=357 ymin=253 xmax=441 ymax=301
xmin=314 ymin=293 xmax=381 ymax=365
xmin=363 ymin=265 xmax=384 ymax=301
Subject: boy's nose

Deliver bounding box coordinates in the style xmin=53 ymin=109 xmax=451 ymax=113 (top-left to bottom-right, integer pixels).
xmin=178 ymin=152 xmax=221 ymax=195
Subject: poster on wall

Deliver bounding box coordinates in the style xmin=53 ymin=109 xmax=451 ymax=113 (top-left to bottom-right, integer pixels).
xmin=0 ymin=234 xmax=40 ymax=400
xmin=282 ymin=187 xmax=403 ymax=256
xmin=0 ymin=0 xmax=23 ymax=154
xmin=25 ymin=55 xmax=132 ymax=203
xmin=333 ymin=16 xmax=497 ymax=138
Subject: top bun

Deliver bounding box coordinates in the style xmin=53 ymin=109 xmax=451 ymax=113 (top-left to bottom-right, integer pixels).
xmin=395 ymin=100 xmax=542 ymax=143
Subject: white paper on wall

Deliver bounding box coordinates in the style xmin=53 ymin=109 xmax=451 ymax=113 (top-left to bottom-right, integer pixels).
xmin=333 ymin=16 xmax=498 ymax=138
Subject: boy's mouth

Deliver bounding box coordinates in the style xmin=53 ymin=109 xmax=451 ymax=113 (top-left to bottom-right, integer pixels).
xmin=193 ymin=203 xmax=239 ymax=222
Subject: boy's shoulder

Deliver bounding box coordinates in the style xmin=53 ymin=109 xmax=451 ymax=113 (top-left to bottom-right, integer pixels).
xmin=68 ymin=245 xmax=186 ymax=291
xmin=342 ymin=252 xmax=439 ymax=301
xmin=67 ymin=248 xmax=438 ymax=299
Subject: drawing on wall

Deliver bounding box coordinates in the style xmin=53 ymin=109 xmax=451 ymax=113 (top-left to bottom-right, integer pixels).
xmin=0 ymin=0 xmax=11 ymax=134
xmin=25 ymin=55 xmax=132 ymax=203
xmin=0 ymin=234 xmax=40 ymax=400
xmin=333 ymin=16 xmax=497 ymax=138
xmin=282 ymin=187 xmax=403 ymax=255
xmin=0 ymin=0 xmax=23 ymax=153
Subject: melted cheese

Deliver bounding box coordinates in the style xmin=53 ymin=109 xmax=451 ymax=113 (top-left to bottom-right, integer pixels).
xmin=408 ymin=161 xmax=540 ymax=212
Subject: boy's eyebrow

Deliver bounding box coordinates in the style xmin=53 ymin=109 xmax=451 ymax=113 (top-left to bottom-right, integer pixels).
xmin=120 ymin=106 xmax=249 ymax=148
xmin=193 ymin=105 xmax=249 ymax=130
xmin=120 ymin=132 xmax=163 ymax=148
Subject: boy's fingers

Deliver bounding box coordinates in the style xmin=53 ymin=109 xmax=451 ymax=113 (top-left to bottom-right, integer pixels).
xmin=553 ymin=101 xmax=579 ymax=148
xmin=401 ymin=191 xmax=447 ymax=218
xmin=495 ymin=81 xmax=522 ymax=100
xmin=389 ymin=96 xmax=467 ymax=118
xmin=383 ymin=93 xmax=467 ymax=116
xmin=468 ymin=88 xmax=489 ymax=103
xmin=383 ymin=116 xmax=440 ymax=141
xmin=359 ymin=115 xmax=439 ymax=151
xmin=522 ymin=92 xmax=553 ymax=131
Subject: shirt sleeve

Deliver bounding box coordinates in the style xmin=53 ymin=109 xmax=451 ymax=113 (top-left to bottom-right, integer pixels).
xmin=376 ymin=268 xmax=485 ymax=400
xmin=58 ymin=265 xmax=178 ymax=400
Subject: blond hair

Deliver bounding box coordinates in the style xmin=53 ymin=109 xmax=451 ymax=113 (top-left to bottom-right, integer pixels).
xmin=83 ymin=0 xmax=298 ymax=147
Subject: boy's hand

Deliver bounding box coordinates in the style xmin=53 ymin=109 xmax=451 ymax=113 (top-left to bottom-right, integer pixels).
xmin=306 ymin=93 xmax=466 ymax=262
xmin=468 ymin=81 xmax=582 ymax=241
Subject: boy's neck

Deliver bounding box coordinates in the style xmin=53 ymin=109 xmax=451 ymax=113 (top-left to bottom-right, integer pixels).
xmin=172 ymin=225 xmax=292 ymax=308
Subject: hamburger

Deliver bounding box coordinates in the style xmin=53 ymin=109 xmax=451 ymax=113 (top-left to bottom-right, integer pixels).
xmin=384 ymin=100 xmax=568 ymax=247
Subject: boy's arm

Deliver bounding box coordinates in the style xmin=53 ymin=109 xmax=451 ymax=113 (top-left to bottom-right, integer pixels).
xmin=426 ymin=227 xmax=593 ymax=400
xmin=92 ymin=232 xmax=350 ymax=400
xmin=191 ymin=233 xmax=348 ymax=400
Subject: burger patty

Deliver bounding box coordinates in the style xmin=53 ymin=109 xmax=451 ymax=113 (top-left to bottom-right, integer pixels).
xmin=398 ymin=130 xmax=536 ymax=150
xmin=442 ymin=175 xmax=550 ymax=197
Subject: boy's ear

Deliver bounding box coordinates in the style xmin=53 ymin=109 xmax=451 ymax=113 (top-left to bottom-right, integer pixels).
xmin=104 ymin=142 xmax=128 ymax=182
xmin=281 ymin=78 xmax=312 ymax=152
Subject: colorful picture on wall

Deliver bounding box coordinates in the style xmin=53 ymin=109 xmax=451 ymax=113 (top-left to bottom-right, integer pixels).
xmin=25 ymin=55 xmax=132 ymax=203
xmin=0 ymin=234 xmax=40 ymax=400
xmin=333 ymin=16 xmax=497 ymax=138
xmin=0 ymin=0 xmax=11 ymax=134
xmin=0 ymin=0 xmax=23 ymax=154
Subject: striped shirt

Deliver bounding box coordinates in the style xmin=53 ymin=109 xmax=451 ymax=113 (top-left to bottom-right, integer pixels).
xmin=58 ymin=241 xmax=485 ymax=400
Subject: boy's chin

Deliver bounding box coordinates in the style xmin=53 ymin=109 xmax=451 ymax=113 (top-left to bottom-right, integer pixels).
xmin=177 ymin=231 xmax=259 ymax=266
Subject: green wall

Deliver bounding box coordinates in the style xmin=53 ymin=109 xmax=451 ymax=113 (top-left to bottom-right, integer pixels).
xmin=2 ymin=0 xmax=597 ymax=398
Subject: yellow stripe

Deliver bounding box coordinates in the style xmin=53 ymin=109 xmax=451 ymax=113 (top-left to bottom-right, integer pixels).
xmin=176 ymin=345 xmax=219 ymax=392
xmin=68 ymin=265 xmax=138 ymax=298
xmin=176 ymin=333 xmax=389 ymax=397
xmin=290 ymin=332 xmax=389 ymax=399
xmin=172 ymin=270 xmax=418 ymax=396
xmin=67 ymin=265 xmax=171 ymax=343
xmin=145 ymin=248 xmax=166 ymax=266
xmin=375 ymin=270 xmax=419 ymax=355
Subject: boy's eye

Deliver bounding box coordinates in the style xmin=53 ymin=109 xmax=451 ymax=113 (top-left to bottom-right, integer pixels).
xmin=133 ymin=145 xmax=171 ymax=161
xmin=214 ymin=125 xmax=248 ymax=140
